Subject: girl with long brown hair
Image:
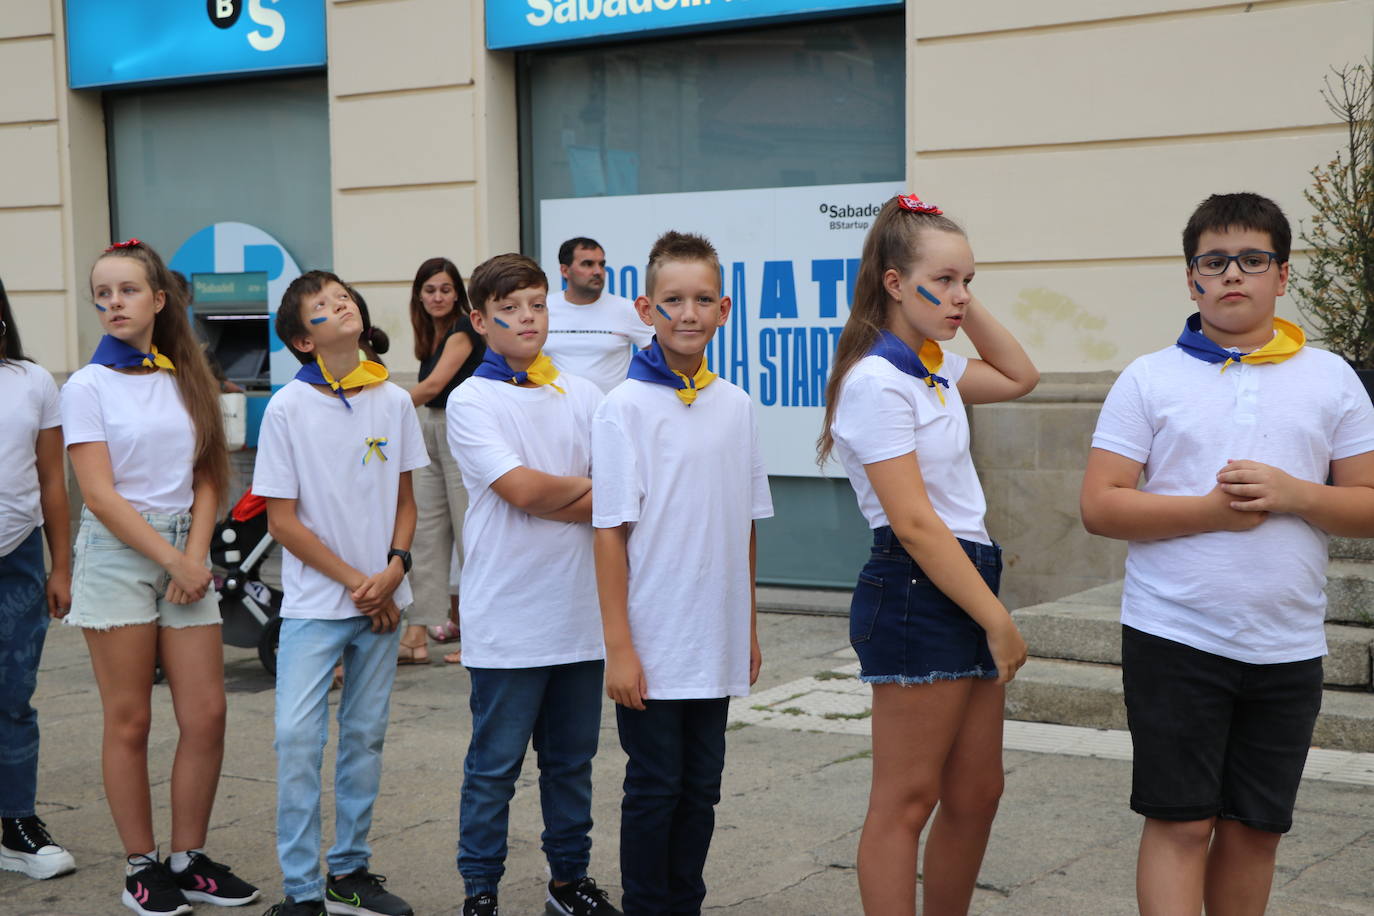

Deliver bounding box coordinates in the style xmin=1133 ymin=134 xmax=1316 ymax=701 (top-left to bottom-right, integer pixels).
xmin=61 ymin=240 xmax=259 ymax=915
xmin=401 ymin=257 xmax=483 ymax=665
xmin=819 ymin=195 xmax=1038 ymax=915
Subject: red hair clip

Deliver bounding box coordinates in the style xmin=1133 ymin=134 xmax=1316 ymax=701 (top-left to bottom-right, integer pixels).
xmin=896 ymin=194 xmax=942 ymax=215
xmin=104 ymin=238 xmax=142 ymax=252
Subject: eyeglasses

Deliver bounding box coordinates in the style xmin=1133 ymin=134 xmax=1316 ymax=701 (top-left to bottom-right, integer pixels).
xmin=1189 ymin=251 xmax=1283 ymax=276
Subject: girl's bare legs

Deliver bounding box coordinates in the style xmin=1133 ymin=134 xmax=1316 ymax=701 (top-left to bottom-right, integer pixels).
xmin=83 ymin=624 xmax=160 ymax=854
xmin=858 ymin=679 xmax=975 ymax=916
xmin=921 ymin=680 xmax=1005 ymax=915
xmin=158 ymin=624 xmax=227 ymax=853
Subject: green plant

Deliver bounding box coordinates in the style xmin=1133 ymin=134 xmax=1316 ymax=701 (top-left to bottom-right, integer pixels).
xmin=1294 ymin=61 xmax=1374 ymax=369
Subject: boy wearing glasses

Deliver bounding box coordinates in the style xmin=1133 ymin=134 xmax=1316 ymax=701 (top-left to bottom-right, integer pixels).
xmin=1081 ymin=193 xmax=1374 ymax=913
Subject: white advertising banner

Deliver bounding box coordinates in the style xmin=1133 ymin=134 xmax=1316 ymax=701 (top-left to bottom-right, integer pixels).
xmin=540 ymin=180 xmax=903 ymax=477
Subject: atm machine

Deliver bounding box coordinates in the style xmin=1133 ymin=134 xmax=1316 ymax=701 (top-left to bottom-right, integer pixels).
xmin=190 ymin=271 xmax=272 ymax=446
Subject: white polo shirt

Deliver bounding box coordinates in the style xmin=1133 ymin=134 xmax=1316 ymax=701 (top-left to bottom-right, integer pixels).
xmin=1092 ymin=343 xmax=1374 ymax=664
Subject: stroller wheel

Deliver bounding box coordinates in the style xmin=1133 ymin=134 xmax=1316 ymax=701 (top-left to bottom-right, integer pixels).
xmin=259 ymin=615 xmax=282 ymax=677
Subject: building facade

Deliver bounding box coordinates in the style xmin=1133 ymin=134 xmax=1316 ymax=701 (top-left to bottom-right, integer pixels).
xmin=4 ymin=0 xmax=1371 ymax=606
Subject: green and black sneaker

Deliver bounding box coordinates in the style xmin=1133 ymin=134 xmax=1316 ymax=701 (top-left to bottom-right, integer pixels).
xmin=324 ymin=869 xmax=412 ymax=916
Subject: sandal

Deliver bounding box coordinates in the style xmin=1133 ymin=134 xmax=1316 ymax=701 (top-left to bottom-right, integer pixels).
xmin=427 ymin=619 xmax=461 ymax=643
xmin=397 ymin=642 xmax=431 ymax=665
xmin=443 ymin=649 xmax=462 ymax=665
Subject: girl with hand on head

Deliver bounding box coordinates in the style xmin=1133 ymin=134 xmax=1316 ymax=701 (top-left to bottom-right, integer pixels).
xmin=402 ymin=257 xmax=484 ymax=666
xmin=818 ymin=195 xmax=1038 ymax=916
xmin=62 ymin=240 xmax=259 ymax=916
xmin=0 ymin=279 xmax=76 ymax=882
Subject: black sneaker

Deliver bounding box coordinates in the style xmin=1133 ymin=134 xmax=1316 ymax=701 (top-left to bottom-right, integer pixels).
xmin=170 ymin=851 xmax=261 ymax=906
xmin=0 ymin=815 xmax=76 ymax=879
xmin=546 ymin=877 xmax=620 ymax=916
xmin=462 ymin=893 xmax=499 ymax=916
xmin=123 ymin=856 xmax=192 ymax=916
xmin=324 ymin=868 xmax=412 ymax=916
xmin=262 ymin=897 xmax=327 ymax=916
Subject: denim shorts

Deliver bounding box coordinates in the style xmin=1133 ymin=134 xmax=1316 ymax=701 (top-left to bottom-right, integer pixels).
xmin=65 ymin=507 xmax=221 ymax=630
xmin=849 ymin=525 xmax=1001 ymax=685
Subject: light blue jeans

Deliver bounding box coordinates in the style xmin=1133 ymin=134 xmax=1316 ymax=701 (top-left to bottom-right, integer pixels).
xmin=274 ymin=616 xmax=401 ymax=902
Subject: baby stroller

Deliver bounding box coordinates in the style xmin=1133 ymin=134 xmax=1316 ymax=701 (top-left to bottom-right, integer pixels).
xmin=211 ymin=489 xmax=283 ymax=675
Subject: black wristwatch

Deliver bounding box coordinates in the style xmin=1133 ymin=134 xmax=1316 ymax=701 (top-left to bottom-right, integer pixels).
xmin=387 ymin=549 xmax=412 ymax=574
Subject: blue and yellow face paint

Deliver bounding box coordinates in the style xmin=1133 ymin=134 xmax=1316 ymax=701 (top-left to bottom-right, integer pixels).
xmin=309 ymin=315 xmax=328 ymax=325
xmin=1194 ymin=281 xmax=1206 ymax=295
xmin=492 ymin=316 xmax=510 ymax=329
xmin=655 ymin=304 xmax=673 ymax=321
xmin=916 ymin=286 xmax=941 ymax=306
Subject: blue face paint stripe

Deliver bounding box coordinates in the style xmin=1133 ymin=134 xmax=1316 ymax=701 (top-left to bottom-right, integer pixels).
xmin=916 ymin=286 xmax=941 ymax=306
xmin=492 ymin=316 xmax=510 ymax=328
xmin=94 ymin=303 xmax=107 ymax=312
xmin=309 ymin=316 xmax=328 ymax=324
xmin=656 ymin=304 xmax=672 ymax=321
xmin=1195 ymin=281 xmax=1206 ymax=295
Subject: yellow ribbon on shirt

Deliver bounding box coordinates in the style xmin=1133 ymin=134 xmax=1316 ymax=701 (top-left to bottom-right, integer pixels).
xmin=523 ymin=352 xmax=566 ymax=393
xmin=917 ymin=339 xmax=946 ymax=405
xmin=362 ymin=437 xmax=389 ymax=465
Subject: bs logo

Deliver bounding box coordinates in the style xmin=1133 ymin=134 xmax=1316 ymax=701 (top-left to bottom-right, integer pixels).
xmin=207 ymin=0 xmax=286 ymax=52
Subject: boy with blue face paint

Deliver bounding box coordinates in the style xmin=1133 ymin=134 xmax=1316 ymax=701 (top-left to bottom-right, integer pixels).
xmin=444 ymin=254 xmax=619 ymax=916
xmin=593 ymin=231 xmax=774 ymax=915
xmin=1082 ymin=193 xmax=1374 ymax=914
xmin=253 ymin=271 xmax=428 ymax=916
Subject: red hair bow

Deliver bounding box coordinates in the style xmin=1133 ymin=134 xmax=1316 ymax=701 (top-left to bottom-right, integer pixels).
xmin=896 ymin=194 xmax=942 ymax=215
xmin=104 ymin=238 xmax=143 ymax=252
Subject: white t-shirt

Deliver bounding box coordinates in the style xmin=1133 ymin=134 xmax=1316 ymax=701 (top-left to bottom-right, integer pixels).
xmin=1092 ymin=344 xmax=1374 ymax=664
xmin=830 ymin=352 xmax=990 ymax=545
xmin=252 ymin=380 xmax=428 ymax=620
xmin=61 ymin=364 xmax=197 ymax=516
xmin=592 ymin=379 xmax=774 ymax=699
xmin=446 ymin=373 xmax=605 ymax=668
xmin=0 ymin=361 xmax=61 ymax=556
xmin=543 ymin=289 xmax=654 ymax=394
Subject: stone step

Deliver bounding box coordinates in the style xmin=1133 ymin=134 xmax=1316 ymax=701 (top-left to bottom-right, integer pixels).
xmin=756 ymin=586 xmax=848 ymax=617
xmin=1004 ymin=658 xmax=1374 ymax=752
xmin=1330 ymin=536 xmax=1374 ymax=562
xmin=1326 ymin=559 xmax=1374 ymax=626
xmin=1014 ymin=600 xmax=1374 ymax=687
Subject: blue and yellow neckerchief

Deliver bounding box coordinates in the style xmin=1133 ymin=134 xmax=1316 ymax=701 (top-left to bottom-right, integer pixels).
xmin=294 ymin=354 xmax=389 ymax=410
xmin=90 ymin=334 xmax=175 ymax=372
xmin=1175 ymin=313 xmax=1305 ymax=372
xmin=472 ymin=348 xmax=565 ymax=393
xmin=869 ymin=329 xmax=948 ymax=405
xmin=627 ymin=337 xmax=718 ymax=406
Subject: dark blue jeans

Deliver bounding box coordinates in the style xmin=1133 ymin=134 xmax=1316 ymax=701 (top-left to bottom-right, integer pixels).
xmin=0 ymin=527 xmax=50 ymax=818
xmin=458 ymin=660 xmax=605 ymax=897
xmin=616 ymin=698 xmax=730 ymax=916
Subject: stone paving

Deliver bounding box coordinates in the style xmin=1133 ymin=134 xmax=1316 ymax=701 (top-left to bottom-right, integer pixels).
xmin=5 ymin=613 xmax=1373 ymax=915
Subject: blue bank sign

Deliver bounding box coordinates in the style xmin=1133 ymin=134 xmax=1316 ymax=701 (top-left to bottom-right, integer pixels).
xmin=66 ymin=0 xmax=326 ymax=89
xmin=486 ymin=0 xmax=901 ymax=50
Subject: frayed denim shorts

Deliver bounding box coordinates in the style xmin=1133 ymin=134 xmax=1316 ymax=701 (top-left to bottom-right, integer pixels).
xmin=849 ymin=526 xmax=1001 ymax=685
xmin=65 ymin=507 xmax=221 ymax=630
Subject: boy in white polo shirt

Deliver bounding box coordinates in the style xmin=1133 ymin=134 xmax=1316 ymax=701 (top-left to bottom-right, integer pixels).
xmin=1081 ymin=193 xmax=1374 ymax=915
xmin=253 ymin=271 xmax=427 ymax=916
xmin=544 ymin=237 xmax=653 ymax=393
xmin=445 ymin=253 xmax=619 ymax=916
xmin=592 ymin=231 xmax=773 ymax=915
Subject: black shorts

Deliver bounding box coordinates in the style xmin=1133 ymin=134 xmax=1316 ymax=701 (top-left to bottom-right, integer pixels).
xmin=1121 ymin=625 xmax=1323 ymax=834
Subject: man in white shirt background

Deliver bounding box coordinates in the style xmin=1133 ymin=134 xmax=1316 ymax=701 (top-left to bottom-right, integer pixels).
xmin=543 ymin=237 xmax=654 ymax=394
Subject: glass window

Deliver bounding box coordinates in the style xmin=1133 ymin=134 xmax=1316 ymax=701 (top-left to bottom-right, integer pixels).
xmin=107 ymin=76 xmax=332 ymax=271
xmin=520 ymin=13 xmax=904 ymax=251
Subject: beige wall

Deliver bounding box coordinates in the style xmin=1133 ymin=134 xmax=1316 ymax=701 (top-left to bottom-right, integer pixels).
xmin=0 ymin=0 xmax=109 ymax=375
xmin=328 ymin=0 xmax=518 ymax=376
xmin=908 ymin=0 xmax=1374 ymax=374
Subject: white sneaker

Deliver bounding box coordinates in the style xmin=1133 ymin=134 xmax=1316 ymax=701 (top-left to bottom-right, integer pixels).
xmin=0 ymin=815 xmax=76 ymax=879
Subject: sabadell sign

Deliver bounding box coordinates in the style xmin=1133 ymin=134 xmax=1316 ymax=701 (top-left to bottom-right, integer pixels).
xmin=485 ymin=0 xmax=901 ymax=50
